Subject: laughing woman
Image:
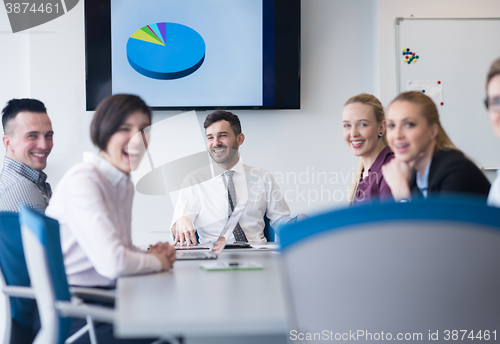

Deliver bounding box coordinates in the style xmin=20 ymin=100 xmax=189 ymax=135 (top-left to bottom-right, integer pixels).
xmin=382 ymin=91 xmax=490 ymax=202
xmin=342 ymin=93 xmax=394 ymax=206
xmin=46 ymin=94 xmax=175 ymax=344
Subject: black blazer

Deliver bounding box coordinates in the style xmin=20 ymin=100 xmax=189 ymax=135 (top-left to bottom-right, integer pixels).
xmin=409 ymin=149 xmax=491 ymax=199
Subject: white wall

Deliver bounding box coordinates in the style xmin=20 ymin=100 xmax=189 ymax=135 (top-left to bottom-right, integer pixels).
xmin=0 ymin=0 xmax=377 ymax=246
xmin=0 ymin=1 xmax=499 ymax=243
xmin=376 ymin=0 xmax=500 ymax=106
xmin=1 ymin=0 xmax=500 ymax=336
xmin=375 ymin=0 xmax=500 ymax=183
xmin=143 ymin=0 xmax=377 ymax=244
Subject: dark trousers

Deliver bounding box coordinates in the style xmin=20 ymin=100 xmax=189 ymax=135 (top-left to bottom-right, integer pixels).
xmin=67 ymin=287 xmax=182 ymax=344
xmin=10 ymin=318 xmax=38 ymax=344
xmin=69 ymin=318 xmax=165 ymax=344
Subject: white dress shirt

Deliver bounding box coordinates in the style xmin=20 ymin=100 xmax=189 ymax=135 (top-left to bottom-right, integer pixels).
xmin=416 ymin=158 xmax=432 ymax=198
xmin=488 ymin=169 xmax=500 ymax=207
xmin=171 ymin=159 xmax=292 ymax=243
xmin=46 ymin=153 xmax=162 ymax=287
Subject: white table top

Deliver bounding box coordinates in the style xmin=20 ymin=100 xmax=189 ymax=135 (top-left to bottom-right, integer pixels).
xmin=115 ymin=247 xmax=288 ymax=339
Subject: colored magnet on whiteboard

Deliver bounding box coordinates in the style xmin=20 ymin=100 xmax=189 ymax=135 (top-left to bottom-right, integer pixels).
xmin=403 ymin=48 xmax=419 ymax=65
xmin=422 ymin=90 xmax=425 ymax=93
xmin=440 ymin=102 xmax=444 ymax=106
xmin=437 ymin=81 xmax=441 ymax=84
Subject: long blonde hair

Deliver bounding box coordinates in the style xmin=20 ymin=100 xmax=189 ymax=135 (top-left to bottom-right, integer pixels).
xmin=390 ymin=91 xmax=459 ymax=151
xmin=344 ymin=93 xmax=387 ymax=203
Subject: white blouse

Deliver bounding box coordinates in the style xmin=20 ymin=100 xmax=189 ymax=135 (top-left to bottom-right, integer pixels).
xmin=46 ymin=152 xmax=161 ymax=287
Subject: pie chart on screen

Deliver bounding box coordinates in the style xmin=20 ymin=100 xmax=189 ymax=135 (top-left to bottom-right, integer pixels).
xmin=126 ymin=22 xmax=205 ymax=80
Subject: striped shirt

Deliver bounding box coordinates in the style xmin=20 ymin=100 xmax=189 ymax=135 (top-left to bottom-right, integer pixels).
xmin=0 ymin=158 xmax=52 ymax=212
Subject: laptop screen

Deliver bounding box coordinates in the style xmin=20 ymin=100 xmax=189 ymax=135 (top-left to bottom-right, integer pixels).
xmin=211 ymin=202 xmax=246 ymax=255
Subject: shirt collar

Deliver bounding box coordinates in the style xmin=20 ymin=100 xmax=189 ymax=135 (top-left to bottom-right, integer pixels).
xmin=216 ymin=158 xmax=244 ymax=178
xmin=83 ymin=152 xmax=130 ymax=186
xmin=416 ymin=158 xmax=432 ymax=192
xmin=231 ymin=158 xmax=245 ymax=175
xmin=4 ymin=157 xmax=47 ymax=185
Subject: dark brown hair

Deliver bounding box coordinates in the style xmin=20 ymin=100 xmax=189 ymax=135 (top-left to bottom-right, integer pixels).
xmin=487 ymin=58 xmax=500 ymax=92
xmin=203 ymin=110 xmax=241 ymax=136
xmin=1 ymin=98 xmax=47 ymax=134
xmin=90 ymin=94 xmax=151 ymax=151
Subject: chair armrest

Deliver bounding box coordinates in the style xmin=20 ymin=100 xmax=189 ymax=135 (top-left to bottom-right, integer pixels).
xmin=55 ymin=300 xmax=115 ymax=323
xmin=69 ymin=286 xmax=115 ymax=306
xmin=2 ymin=286 xmax=35 ymax=298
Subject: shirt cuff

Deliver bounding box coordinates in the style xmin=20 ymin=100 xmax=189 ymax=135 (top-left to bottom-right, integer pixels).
xmin=144 ymin=252 xmax=163 ymax=272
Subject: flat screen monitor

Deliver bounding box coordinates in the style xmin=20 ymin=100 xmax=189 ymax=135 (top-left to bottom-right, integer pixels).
xmin=85 ymin=0 xmax=301 ymax=111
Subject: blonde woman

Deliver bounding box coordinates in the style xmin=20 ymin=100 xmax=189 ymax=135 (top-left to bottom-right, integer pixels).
xmin=382 ymin=91 xmax=490 ymax=202
xmin=342 ymin=93 xmax=394 ymax=206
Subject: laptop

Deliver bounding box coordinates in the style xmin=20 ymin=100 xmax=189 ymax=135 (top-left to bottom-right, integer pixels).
xmin=175 ymin=203 xmax=246 ymax=260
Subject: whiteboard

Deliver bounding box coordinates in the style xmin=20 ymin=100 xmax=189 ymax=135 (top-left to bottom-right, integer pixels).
xmin=396 ymin=18 xmax=500 ymax=167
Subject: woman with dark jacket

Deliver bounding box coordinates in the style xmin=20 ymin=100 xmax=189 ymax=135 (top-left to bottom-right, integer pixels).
xmin=381 ymin=91 xmax=490 ymax=201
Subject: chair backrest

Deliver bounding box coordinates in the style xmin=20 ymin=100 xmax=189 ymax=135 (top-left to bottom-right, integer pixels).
xmin=263 ymin=214 xmax=275 ymax=242
xmin=280 ymin=199 xmax=500 ymax=342
xmin=0 ymin=211 xmax=39 ymax=343
xmin=19 ymin=206 xmax=72 ymax=344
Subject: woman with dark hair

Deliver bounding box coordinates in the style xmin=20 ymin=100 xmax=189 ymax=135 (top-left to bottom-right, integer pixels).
xmin=485 ymin=58 xmax=500 ymax=207
xmin=46 ymin=94 xmax=175 ymax=343
xmin=382 ymin=91 xmax=490 ymax=202
xmin=342 ymin=93 xmax=393 ymax=206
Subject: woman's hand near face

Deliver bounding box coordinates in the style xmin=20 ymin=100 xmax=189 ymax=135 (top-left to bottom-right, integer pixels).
xmin=382 ymin=158 xmax=413 ymax=201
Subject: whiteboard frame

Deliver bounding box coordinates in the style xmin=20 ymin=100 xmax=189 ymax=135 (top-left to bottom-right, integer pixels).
xmin=395 ymin=17 xmax=500 ymax=94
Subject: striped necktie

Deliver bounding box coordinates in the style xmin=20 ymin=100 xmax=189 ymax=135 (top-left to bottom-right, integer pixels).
xmin=225 ymin=170 xmax=248 ymax=242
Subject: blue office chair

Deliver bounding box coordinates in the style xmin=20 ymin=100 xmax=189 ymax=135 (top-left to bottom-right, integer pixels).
xmin=280 ymin=198 xmax=500 ymax=342
xmin=19 ymin=206 xmax=180 ymax=344
xmin=0 ymin=211 xmax=39 ymax=344
xmin=263 ymin=215 xmax=275 ymax=242
xmin=0 ymin=210 xmax=121 ymax=344
xmin=19 ymin=206 xmax=114 ymax=344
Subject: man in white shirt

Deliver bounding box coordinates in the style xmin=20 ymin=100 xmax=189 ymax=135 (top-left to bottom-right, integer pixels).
xmin=171 ymin=110 xmax=305 ymax=245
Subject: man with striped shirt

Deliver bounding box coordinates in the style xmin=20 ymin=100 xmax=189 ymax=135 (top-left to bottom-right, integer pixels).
xmin=0 ymin=99 xmax=53 ymax=212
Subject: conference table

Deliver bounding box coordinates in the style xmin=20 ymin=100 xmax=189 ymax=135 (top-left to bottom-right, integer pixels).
xmin=115 ymin=244 xmax=289 ymax=344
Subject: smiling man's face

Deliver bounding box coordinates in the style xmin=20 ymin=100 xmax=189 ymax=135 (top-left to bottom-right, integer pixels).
xmin=3 ymin=111 xmax=53 ymax=171
xmin=205 ymin=120 xmax=243 ymax=170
